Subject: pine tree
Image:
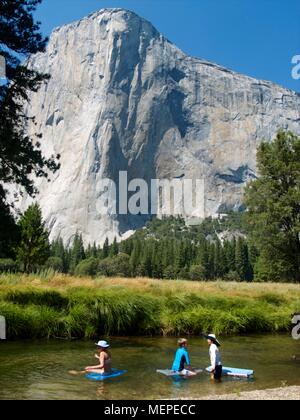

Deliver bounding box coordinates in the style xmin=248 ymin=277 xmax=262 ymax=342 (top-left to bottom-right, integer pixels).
xmin=130 ymin=239 xmax=142 ymax=276
xmin=140 ymin=244 xmax=153 ymax=278
xmin=0 ymin=0 xmax=60 ymax=202
xmin=235 ymin=238 xmax=250 ymax=281
xmin=224 ymin=239 xmax=236 ymax=273
xmin=50 ymin=237 xmax=67 ymax=272
xmin=213 ymin=240 xmax=225 ymax=279
xmin=69 ymin=233 xmax=85 ymax=273
xmin=197 ymin=240 xmax=211 ymax=280
xmin=0 ymin=190 xmax=20 ymax=258
xmin=152 ymin=243 xmax=163 ymax=279
xmin=174 ymin=241 xmax=185 ymax=275
xmin=110 ymin=237 xmax=119 ymax=257
xmin=245 ymin=131 xmax=300 ymax=281
xmin=16 ymin=203 xmax=50 ymax=272
xmin=0 ymin=0 xmax=61 ymax=259
xmin=102 ymin=237 xmax=109 ymax=259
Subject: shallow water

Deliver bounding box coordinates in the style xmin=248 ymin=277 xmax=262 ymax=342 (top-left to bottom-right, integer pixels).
xmin=0 ymin=335 xmax=299 ymax=400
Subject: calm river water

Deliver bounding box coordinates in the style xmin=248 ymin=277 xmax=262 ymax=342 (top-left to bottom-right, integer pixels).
xmin=0 ymin=335 xmax=299 ymax=400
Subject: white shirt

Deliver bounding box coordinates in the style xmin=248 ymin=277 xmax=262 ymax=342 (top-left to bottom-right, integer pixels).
xmin=209 ymin=343 xmax=222 ymax=368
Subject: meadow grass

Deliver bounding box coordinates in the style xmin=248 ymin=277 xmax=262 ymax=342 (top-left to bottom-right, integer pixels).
xmin=0 ymin=274 xmax=299 ymax=339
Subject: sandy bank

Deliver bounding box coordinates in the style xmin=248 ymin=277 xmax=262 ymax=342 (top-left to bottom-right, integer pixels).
xmin=196 ymin=386 xmax=300 ymax=400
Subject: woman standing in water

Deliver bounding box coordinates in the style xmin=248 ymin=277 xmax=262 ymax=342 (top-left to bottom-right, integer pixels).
xmin=206 ymin=334 xmax=222 ymax=381
xmin=85 ymin=340 xmax=112 ymax=375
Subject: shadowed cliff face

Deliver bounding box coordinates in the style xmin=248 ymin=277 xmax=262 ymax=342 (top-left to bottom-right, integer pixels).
xmin=16 ymin=8 xmax=300 ymax=246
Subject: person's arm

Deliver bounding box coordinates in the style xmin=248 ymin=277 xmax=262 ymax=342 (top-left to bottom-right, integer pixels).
xmin=85 ymin=353 xmax=105 ymax=370
xmin=210 ymin=346 xmax=216 ymax=372
xmin=185 ymin=352 xmax=195 ymax=372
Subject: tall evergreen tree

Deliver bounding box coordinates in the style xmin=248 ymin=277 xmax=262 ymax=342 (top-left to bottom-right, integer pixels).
xmin=197 ymin=240 xmax=211 ymax=280
xmin=152 ymin=243 xmax=163 ymax=279
xmin=0 ymin=189 xmax=20 ymax=258
xmin=130 ymin=239 xmax=142 ymax=276
xmin=235 ymin=238 xmax=251 ymax=281
xmin=0 ymin=0 xmax=60 ymax=200
xmin=16 ymin=203 xmax=50 ymax=272
xmin=224 ymin=239 xmax=236 ymax=273
xmin=110 ymin=237 xmax=119 ymax=257
xmin=69 ymin=233 xmax=85 ymax=273
xmin=174 ymin=241 xmax=185 ymax=275
xmin=102 ymin=237 xmax=109 ymax=259
xmin=245 ymin=131 xmax=300 ymax=282
xmin=213 ymin=240 xmax=225 ymax=279
xmin=140 ymin=244 xmax=153 ymax=278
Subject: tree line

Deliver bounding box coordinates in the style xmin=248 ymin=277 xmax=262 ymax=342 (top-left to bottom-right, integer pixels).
xmin=0 ymin=208 xmax=255 ymax=282
xmin=1 ymin=130 xmax=300 ymax=283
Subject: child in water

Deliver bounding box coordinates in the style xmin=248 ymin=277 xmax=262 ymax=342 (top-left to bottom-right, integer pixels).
xmin=172 ymin=338 xmax=196 ymax=376
xmin=85 ymin=340 xmax=112 ymax=375
xmin=206 ymin=334 xmax=222 ymax=381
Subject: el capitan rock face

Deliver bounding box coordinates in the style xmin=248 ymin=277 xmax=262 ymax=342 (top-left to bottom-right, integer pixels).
xmin=17 ymin=8 xmax=300 ymax=245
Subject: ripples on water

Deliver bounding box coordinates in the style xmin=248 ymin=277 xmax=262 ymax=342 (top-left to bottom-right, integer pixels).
xmin=0 ymin=335 xmax=299 ymax=400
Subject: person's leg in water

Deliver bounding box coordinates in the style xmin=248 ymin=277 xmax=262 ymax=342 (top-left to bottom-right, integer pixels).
xmin=211 ymin=365 xmax=222 ymax=382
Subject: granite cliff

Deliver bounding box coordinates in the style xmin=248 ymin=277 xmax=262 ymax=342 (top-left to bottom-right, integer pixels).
xmin=17 ymin=8 xmax=300 ymax=245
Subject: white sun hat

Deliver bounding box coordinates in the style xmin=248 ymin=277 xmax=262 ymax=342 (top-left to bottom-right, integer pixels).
xmin=95 ymin=340 xmax=110 ymax=348
xmin=205 ymin=334 xmax=221 ymax=347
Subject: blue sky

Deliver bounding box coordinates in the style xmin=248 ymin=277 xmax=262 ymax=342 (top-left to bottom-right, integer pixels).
xmin=35 ymin=0 xmax=300 ymax=92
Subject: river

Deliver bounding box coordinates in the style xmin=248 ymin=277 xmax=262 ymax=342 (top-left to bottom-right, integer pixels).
xmin=0 ymin=335 xmax=299 ymax=400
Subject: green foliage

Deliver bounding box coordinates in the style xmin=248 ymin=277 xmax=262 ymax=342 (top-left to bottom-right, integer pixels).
xmin=224 ymin=270 xmax=241 ymax=282
xmin=45 ymin=256 xmax=64 ymax=272
xmin=235 ymin=238 xmax=252 ymax=281
xmin=74 ymin=257 xmax=98 ymax=277
xmin=50 ymin=238 xmax=68 ymax=272
xmin=3 ymin=289 xmax=68 ymax=309
xmin=16 ymin=203 xmax=50 ymax=272
xmin=245 ymin=131 xmax=300 ymax=282
xmin=0 ymin=259 xmax=18 ymax=273
xmin=102 ymin=238 xmax=109 ymax=259
xmin=189 ymin=265 xmax=206 ymax=281
xmin=0 ymin=193 xmax=20 ymax=258
xmin=109 ymin=237 xmax=119 ymax=257
xmin=34 ymin=215 xmax=259 ymax=281
xmin=98 ymin=253 xmax=131 ymax=277
xmin=0 ymin=0 xmax=60 ymax=269
xmin=0 ymin=0 xmax=60 ymax=200
xmin=69 ymin=233 xmax=85 ymax=274
xmin=0 ymin=282 xmax=297 ymax=339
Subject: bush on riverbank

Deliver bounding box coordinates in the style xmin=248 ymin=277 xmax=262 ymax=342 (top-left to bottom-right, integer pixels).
xmin=0 ymin=275 xmax=299 ymax=339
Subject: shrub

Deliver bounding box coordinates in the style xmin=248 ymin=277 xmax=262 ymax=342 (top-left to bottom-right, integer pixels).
xmin=75 ymin=257 xmax=98 ymax=277
xmin=45 ymin=257 xmax=64 ymax=272
xmin=0 ymin=259 xmax=18 ymax=273
xmin=98 ymin=254 xmax=130 ymax=277
xmin=163 ymin=266 xmax=176 ymax=280
xmin=224 ymin=270 xmax=241 ymax=282
xmin=189 ymin=265 xmax=206 ymax=281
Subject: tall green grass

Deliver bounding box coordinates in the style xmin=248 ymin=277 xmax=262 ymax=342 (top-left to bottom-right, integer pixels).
xmin=0 ymin=280 xmax=298 ymax=339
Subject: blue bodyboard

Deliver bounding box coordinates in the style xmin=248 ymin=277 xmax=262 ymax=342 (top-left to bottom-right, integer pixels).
xmin=206 ymin=366 xmax=254 ymax=378
xmin=86 ymin=369 xmax=127 ymax=381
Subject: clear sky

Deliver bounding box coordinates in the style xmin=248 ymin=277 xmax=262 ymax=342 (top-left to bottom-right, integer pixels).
xmin=34 ymin=0 xmax=300 ymax=92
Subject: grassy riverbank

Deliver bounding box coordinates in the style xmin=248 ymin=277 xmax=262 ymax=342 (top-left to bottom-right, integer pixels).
xmin=0 ymin=274 xmax=299 ymax=339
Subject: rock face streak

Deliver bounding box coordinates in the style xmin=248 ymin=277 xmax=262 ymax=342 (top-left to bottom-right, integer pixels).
xmin=19 ymin=9 xmax=300 ymax=245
